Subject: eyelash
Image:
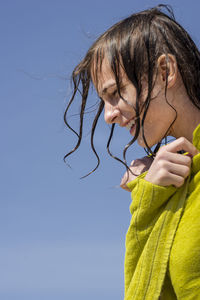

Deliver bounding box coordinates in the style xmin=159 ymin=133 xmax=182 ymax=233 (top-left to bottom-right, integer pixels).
xmin=111 ymin=86 xmax=125 ymax=99
xmin=100 ymin=86 xmax=126 ymax=103
xmin=111 ymin=90 xmax=118 ymax=98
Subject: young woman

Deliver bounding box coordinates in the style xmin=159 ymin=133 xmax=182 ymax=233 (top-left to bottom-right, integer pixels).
xmin=65 ymin=5 xmax=200 ymax=299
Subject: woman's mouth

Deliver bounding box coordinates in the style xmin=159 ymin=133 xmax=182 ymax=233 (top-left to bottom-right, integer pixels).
xmin=126 ymin=119 xmax=136 ymax=134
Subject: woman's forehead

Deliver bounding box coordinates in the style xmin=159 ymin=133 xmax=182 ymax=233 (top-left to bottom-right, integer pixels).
xmin=91 ymin=57 xmax=126 ymax=95
xmin=91 ymin=58 xmax=115 ymax=93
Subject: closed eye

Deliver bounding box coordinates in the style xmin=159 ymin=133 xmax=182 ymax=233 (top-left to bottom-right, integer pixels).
xmin=111 ymin=89 xmax=118 ymax=98
xmin=110 ymin=85 xmax=126 ymax=99
xmin=100 ymin=85 xmax=126 ymax=103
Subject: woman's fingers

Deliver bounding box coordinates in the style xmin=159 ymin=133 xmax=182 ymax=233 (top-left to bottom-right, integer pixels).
xmin=121 ymin=137 xmax=199 ymax=189
xmin=157 ymin=151 xmax=192 ymax=167
xmin=167 ymin=161 xmax=191 ymax=178
xmin=145 ymin=137 xmax=199 ymax=187
xmin=120 ymin=156 xmax=153 ymax=191
xmin=158 ymin=172 xmax=186 ymax=188
xmin=161 ymin=137 xmax=199 ymax=156
xmin=145 ymin=160 xmax=189 ymax=187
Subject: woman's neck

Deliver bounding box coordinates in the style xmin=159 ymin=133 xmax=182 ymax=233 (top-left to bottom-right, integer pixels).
xmin=170 ymin=87 xmax=200 ymax=143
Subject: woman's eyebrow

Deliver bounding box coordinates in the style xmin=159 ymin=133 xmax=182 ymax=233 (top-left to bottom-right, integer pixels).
xmin=99 ymin=82 xmax=116 ymax=97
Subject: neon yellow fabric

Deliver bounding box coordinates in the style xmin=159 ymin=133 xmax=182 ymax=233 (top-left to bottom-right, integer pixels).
xmin=124 ymin=124 xmax=200 ymax=300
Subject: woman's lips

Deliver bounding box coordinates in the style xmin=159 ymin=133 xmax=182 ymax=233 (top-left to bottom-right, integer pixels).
xmin=126 ymin=118 xmax=136 ymax=130
xmin=125 ymin=116 xmax=140 ymax=135
xmin=130 ymin=123 xmax=136 ymax=135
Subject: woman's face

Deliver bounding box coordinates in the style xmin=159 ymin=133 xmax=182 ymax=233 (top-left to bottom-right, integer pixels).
xmin=94 ymin=59 xmax=176 ymax=147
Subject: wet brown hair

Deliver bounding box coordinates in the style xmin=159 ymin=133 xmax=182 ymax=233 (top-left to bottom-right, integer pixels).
xmin=64 ymin=4 xmax=200 ymax=177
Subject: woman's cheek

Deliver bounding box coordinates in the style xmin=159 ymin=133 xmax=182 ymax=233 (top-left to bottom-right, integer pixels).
xmin=137 ymin=123 xmax=156 ymax=148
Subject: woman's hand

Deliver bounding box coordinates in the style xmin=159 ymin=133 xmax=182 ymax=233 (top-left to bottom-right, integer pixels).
xmin=145 ymin=137 xmax=199 ymax=187
xmin=120 ymin=156 xmax=153 ymax=191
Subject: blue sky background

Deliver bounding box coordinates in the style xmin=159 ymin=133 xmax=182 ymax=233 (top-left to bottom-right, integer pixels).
xmin=1 ymin=1 xmax=200 ymax=299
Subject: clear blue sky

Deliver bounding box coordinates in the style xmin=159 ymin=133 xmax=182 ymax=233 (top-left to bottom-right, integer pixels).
xmin=1 ymin=1 xmax=200 ymax=299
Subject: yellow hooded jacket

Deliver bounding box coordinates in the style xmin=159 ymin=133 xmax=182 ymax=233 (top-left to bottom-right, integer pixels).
xmin=124 ymin=124 xmax=200 ymax=300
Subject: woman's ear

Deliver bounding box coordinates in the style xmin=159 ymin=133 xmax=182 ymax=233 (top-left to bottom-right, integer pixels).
xmin=157 ymin=54 xmax=178 ymax=88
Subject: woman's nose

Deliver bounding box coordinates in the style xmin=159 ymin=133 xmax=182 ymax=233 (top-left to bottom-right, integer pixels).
xmin=104 ymin=103 xmax=120 ymax=124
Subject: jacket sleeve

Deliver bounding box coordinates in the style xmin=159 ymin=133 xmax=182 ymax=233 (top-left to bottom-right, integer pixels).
xmin=124 ymin=174 xmax=177 ymax=294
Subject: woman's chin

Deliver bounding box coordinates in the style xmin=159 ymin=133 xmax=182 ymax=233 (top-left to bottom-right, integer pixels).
xmin=137 ymin=137 xmax=155 ymax=148
xmin=137 ymin=137 xmax=146 ymax=147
